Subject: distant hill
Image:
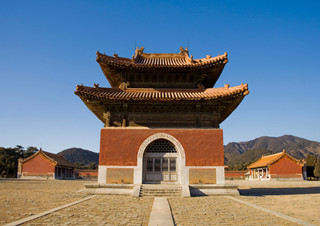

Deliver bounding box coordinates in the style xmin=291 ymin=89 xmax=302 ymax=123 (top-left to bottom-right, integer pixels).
xmin=58 ymin=148 xmax=99 ymax=165
xmin=225 ymin=135 xmax=320 ymax=170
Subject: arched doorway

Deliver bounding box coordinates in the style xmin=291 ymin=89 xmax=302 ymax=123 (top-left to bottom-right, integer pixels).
xmin=136 ymin=133 xmax=186 ymax=185
xmin=143 ymin=139 xmax=178 ymax=184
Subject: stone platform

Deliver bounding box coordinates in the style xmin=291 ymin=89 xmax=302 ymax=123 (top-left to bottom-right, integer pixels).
xmin=85 ymin=183 xmax=239 ymax=196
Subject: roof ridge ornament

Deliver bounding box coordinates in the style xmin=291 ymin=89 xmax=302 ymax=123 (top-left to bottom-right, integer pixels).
xmin=135 ymin=46 xmax=144 ymax=57
xmin=179 ymin=47 xmax=189 ymax=56
xmin=224 ymin=83 xmax=230 ymax=89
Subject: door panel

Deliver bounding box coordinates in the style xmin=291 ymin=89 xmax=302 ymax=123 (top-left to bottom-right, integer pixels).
xmin=144 ymin=157 xmax=177 ymax=183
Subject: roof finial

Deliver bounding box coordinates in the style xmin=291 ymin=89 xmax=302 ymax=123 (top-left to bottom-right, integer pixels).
xmin=94 ymin=83 xmax=99 ymax=88
xmin=179 ymin=47 xmax=188 ymax=55
xmin=224 ymin=83 xmax=230 ymax=89
xmin=135 ymin=46 xmax=144 ymax=56
xmin=113 ymin=53 xmax=118 ymax=58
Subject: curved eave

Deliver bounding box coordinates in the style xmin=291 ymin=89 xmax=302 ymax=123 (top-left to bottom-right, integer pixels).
xmin=75 ymin=84 xmax=249 ymax=125
xmin=96 ymin=52 xmax=228 ymax=88
xmin=96 ymin=52 xmax=228 ymax=70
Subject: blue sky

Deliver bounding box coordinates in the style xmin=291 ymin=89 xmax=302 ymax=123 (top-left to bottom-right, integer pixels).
xmin=1 ymin=0 xmax=319 ymax=153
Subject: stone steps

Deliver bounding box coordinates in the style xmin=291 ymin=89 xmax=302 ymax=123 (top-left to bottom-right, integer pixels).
xmin=140 ymin=185 xmax=182 ymax=197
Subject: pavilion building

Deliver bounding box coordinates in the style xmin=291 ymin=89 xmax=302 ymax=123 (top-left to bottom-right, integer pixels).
xmin=75 ymin=47 xmax=249 ymax=195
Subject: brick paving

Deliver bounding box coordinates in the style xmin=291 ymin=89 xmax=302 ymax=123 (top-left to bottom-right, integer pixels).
xmin=168 ymin=196 xmax=298 ymax=226
xmin=0 ymin=179 xmax=88 ymax=225
xmin=2 ymin=179 xmax=320 ymax=225
xmin=22 ymin=195 xmax=154 ymax=226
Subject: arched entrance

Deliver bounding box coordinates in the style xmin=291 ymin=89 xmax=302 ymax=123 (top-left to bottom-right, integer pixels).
xmin=143 ymin=139 xmax=177 ymax=183
xmin=136 ymin=133 xmax=186 ymax=185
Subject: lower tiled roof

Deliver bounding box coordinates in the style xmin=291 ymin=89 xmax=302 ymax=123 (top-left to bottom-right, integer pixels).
xmin=247 ymin=151 xmax=302 ymax=169
xmin=21 ymin=150 xmax=75 ymax=168
xmin=75 ymin=84 xmax=249 ymax=102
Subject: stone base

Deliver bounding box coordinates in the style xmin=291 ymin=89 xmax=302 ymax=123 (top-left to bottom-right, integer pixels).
xmin=85 ymin=183 xmax=239 ymax=196
xmin=189 ymin=184 xmax=240 ymax=196
xmin=85 ymin=183 xmax=134 ymax=195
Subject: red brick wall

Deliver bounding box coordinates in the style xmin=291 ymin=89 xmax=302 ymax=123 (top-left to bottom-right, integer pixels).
xmin=77 ymin=170 xmax=98 ymax=177
xmin=22 ymin=154 xmax=55 ymax=174
xmin=99 ymin=128 xmax=224 ymax=167
xmin=225 ymin=171 xmax=246 ymax=178
xmin=269 ymin=155 xmax=302 ymax=177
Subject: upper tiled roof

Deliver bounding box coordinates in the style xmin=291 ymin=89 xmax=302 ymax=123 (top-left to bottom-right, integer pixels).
xmin=96 ymin=47 xmax=228 ymax=69
xmin=75 ymin=84 xmax=249 ymax=102
xmin=21 ymin=150 xmax=75 ymax=168
xmin=247 ymin=150 xmax=302 ymax=169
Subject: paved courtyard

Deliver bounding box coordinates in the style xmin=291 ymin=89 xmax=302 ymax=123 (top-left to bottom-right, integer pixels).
xmin=1 ymin=179 xmax=320 ymax=225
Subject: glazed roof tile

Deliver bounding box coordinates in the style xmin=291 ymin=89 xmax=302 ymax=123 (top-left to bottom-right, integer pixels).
xmin=21 ymin=150 xmax=75 ymax=168
xmin=75 ymin=84 xmax=249 ymax=102
xmin=247 ymin=151 xmax=302 ymax=169
xmin=96 ymin=47 xmax=228 ymax=69
xmin=42 ymin=151 xmax=75 ymax=168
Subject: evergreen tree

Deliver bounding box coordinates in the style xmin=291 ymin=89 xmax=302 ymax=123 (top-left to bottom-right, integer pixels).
xmin=306 ymin=155 xmax=317 ymax=180
xmin=314 ymin=157 xmax=320 ymax=179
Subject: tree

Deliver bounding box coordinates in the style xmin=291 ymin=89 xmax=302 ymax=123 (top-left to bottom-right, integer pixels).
xmin=0 ymin=146 xmax=38 ymax=178
xmin=314 ymin=157 xmax=320 ymax=179
xmin=88 ymin=162 xmax=98 ymax=170
xmin=306 ymin=155 xmax=317 ymax=180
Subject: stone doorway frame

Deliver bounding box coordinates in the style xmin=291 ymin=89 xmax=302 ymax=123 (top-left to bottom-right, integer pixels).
xmin=135 ymin=133 xmax=187 ymax=184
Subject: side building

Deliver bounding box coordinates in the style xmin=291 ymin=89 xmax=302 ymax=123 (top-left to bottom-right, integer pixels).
xmin=247 ymin=150 xmax=303 ymax=180
xmin=18 ymin=150 xmax=75 ymax=179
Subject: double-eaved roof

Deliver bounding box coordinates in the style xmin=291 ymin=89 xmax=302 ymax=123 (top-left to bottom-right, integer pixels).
xmin=75 ymin=47 xmax=249 ymax=127
xmin=247 ymin=150 xmax=303 ymax=169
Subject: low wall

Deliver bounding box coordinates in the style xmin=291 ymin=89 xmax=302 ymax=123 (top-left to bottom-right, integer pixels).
xmin=225 ymin=171 xmax=246 ymax=180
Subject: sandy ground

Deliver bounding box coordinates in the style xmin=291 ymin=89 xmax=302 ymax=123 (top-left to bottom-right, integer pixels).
xmin=1 ymin=179 xmax=320 ymax=225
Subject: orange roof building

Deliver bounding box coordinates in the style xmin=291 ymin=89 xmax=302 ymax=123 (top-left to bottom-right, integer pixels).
xmin=18 ymin=150 xmax=75 ymax=179
xmin=75 ymin=47 xmax=249 ymax=195
xmin=247 ymin=150 xmax=303 ymax=180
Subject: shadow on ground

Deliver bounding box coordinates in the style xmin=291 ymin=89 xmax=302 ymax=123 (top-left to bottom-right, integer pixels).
xmin=239 ymin=186 xmax=320 ymax=196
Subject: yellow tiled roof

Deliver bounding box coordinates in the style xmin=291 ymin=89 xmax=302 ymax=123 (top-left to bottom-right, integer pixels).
xmin=75 ymin=84 xmax=249 ymax=102
xmin=247 ymin=151 xmax=302 ymax=169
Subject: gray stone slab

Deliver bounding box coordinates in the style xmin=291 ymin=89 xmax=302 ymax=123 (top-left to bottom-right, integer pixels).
xmin=148 ymin=197 xmax=174 ymax=226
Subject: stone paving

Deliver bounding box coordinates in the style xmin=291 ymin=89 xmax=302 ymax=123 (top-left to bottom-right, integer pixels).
xmin=2 ymin=179 xmax=320 ymax=225
xmin=168 ymin=196 xmax=298 ymax=226
xmin=22 ymin=195 xmax=154 ymax=226
xmin=0 ymin=179 xmax=88 ymax=225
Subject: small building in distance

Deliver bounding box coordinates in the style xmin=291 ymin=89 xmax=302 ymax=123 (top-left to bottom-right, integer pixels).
xmin=18 ymin=150 xmax=75 ymax=179
xmin=247 ymin=150 xmax=303 ymax=180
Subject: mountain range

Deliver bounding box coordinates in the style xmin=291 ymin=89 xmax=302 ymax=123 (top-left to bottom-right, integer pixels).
xmin=224 ymin=135 xmax=320 ymax=170
xmin=58 ymin=135 xmax=320 ymax=169
xmin=58 ymin=148 xmax=99 ymax=165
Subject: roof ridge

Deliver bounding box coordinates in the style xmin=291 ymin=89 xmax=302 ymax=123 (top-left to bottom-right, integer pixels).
xmin=96 ymin=49 xmax=228 ymax=67
xmin=75 ymin=83 xmax=248 ymax=93
xmin=261 ymin=151 xmax=284 ymax=158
